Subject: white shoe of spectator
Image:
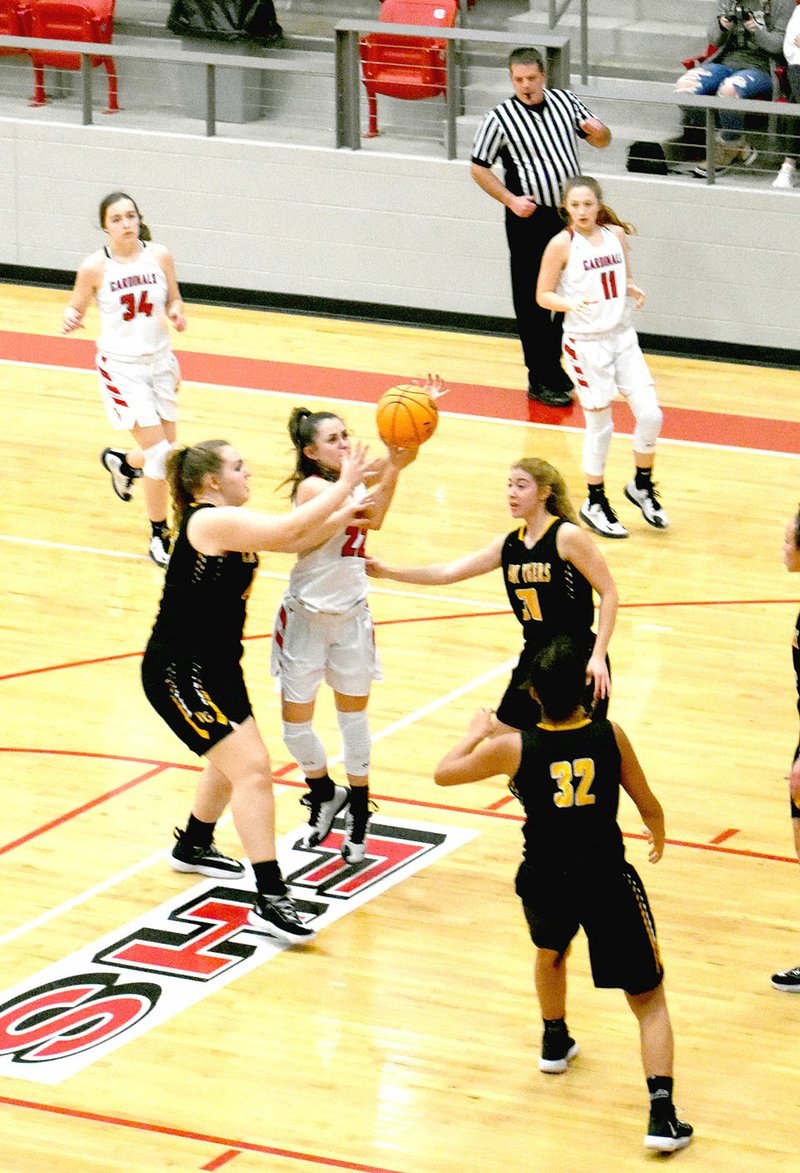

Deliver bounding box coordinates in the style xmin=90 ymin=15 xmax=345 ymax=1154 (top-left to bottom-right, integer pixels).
xmin=773 ymin=159 xmax=797 ymax=189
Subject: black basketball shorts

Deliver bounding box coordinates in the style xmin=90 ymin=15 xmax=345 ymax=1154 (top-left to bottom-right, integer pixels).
xmin=141 ymin=645 xmax=252 ymax=757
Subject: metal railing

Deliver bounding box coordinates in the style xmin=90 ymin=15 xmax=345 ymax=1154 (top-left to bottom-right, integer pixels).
xmin=547 ymin=0 xmax=588 ymax=85
xmin=334 ymin=22 xmax=571 ymax=157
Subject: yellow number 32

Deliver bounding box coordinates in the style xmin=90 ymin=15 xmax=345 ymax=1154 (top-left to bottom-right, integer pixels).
xmin=551 ymin=758 xmax=597 ymax=807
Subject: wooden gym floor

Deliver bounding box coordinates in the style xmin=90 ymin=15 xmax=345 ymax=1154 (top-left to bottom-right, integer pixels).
xmin=1 ymin=282 xmax=799 ymax=1171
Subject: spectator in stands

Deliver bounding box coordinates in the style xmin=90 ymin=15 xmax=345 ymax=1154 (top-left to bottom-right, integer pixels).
xmin=773 ymin=2 xmax=800 ymax=187
xmin=470 ymin=47 xmax=611 ymax=409
xmin=675 ymin=0 xmax=793 ymax=177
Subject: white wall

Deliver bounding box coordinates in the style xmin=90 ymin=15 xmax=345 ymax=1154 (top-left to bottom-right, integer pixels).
xmin=1 ymin=118 xmax=796 ymax=353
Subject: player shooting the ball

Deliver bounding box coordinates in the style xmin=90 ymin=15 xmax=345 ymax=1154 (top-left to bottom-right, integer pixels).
xmin=270 ymin=375 xmax=444 ymax=863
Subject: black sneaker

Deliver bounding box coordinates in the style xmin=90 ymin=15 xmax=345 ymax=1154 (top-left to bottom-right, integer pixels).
xmin=101 ymin=448 xmax=141 ymax=502
xmin=247 ymin=892 xmax=316 ymax=943
xmin=538 ymin=1031 xmax=579 ymax=1073
xmin=771 ymin=965 xmax=800 ymax=992
xmin=300 ymin=784 xmax=349 ymax=848
xmin=341 ymin=795 xmax=377 ymax=863
xmin=644 ymin=1113 xmax=693 ymax=1152
xmin=527 ymin=381 xmax=573 ymax=407
xmin=170 ymin=827 xmax=245 ymax=878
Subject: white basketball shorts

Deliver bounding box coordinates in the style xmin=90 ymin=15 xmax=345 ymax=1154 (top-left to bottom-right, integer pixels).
xmin=97 ymin=347 xmax=180 ymax=430
xmin=563 ymin=325 xmax=653 ymax=411
xmin=271 ymin=595 xmax=382 ymax=702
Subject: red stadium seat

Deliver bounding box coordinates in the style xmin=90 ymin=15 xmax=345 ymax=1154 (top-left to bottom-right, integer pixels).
xmin=360 ymin=0 xmax=458 ymax=138
xmin=0 ymin=0 xmax=31 ymax=56
xmin=28 ymin=0 xmax=118 ymax=112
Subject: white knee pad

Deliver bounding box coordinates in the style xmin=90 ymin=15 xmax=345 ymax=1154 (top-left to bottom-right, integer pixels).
xmin=336 ymin=709 xmax=371 ymax=777
xmin=582 ymin=408 xmax=614 ymax=478
xmin=282 ymin=720 xmax=327 ymax=774
xmin=627 ymin=386 xmax=663 ymax=453
xmin=142 ymin=438 xmax=172 ymax=480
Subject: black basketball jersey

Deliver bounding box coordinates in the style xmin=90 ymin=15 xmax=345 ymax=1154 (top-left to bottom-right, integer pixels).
xmin=147 ymin=502 xmax=258 ymax=663
xmin=511 ymin=717 xmax=625 ymax=873
xmin=794 ymin=609 xmax=800 ymax=718
xmin=501 ymin=516 xmax=595 ymax=650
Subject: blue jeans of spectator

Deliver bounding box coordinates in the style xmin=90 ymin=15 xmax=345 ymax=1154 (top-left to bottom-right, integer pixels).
xmin=687 ymin=64 xmax=773 ymax=139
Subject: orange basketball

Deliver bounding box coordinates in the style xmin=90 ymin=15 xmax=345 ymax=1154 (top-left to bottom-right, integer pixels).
xmin=376 ymin=385 xmax=439 ymax=448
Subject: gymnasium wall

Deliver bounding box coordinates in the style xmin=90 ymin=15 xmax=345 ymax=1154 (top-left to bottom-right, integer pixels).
xmin=1 ymin=118 xmax=795 ymax=356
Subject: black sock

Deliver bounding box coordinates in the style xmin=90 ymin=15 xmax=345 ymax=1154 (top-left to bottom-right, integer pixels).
xmin=306 ymin=773 xmax=335 ymax=802
xmin=185 ymin=814 xmax=214 ymax=848
xmin=348 ymin=786 xmax=369 ymax=816
xmin=635 ymin=467 xmax=653 ymax=490
xmin=253 ymin=859 xmax=287 ymax=897
xmin=588 ymin=483 xmax=606 ymax=503
xmin=543 ymin=1016 xmax=568 ymax=1034
xmin=151 ymin=519 xmax=169 ymax=538
xmin=647 ymin=1076 xmax=674 ymax=1117
xmin=120 ymin=454 xmax=138 ymax=477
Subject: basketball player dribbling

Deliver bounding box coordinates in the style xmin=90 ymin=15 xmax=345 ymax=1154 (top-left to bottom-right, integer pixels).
xmin=537 ymin=175 xmax=669 ymax=540
xmin=63 ymin=191 xmax=186 ymax=568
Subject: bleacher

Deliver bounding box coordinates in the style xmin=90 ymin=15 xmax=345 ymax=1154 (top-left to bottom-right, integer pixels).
xmin=0 ymin=0 xmax=716 ymax=163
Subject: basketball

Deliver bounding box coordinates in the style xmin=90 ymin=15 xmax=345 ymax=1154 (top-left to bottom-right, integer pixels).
xmin=376 ymin=385 xmax=439 ymax=448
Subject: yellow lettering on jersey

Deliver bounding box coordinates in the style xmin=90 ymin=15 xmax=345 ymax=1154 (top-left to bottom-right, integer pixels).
xmin=507 ymin=564 xmax=520 ymax=584
xmin=551 ymin=758 xmax=596 ymax=807
xmin=521 ymin=561 xmax=551 ymax=584
xmin=515 ymin=587 xmax=542 ymax=622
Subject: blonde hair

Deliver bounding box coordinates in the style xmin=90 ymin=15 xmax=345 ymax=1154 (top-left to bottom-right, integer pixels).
xmin=561 ymin=175 xmax=636 ymax=235
xmin=511 ymin=457 xmax=579 ymax=524
xmin=167 ymin=440 xmax=229 ymax=528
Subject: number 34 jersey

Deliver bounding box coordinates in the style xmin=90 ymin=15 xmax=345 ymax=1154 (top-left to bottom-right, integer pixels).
xmin=96 ymin=241 xmax=170 ymax=358
xmin=558 ymin=224 xmax=630 ymax=337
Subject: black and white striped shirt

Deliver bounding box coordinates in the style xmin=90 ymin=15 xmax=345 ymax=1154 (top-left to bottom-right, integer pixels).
xmin=471 ymin=89 xmax=595 ymax=208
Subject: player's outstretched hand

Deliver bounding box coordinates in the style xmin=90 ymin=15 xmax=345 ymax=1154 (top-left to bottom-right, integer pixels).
xmin=385 ymin=444 xmax=419 ymax=469
xmin=365 ymin=556 xmax=387 ymax=578
xmin=467 ymin=707 xmax=495 ymax=743
xmin=339 ymin=440 xmax=369 ymax=491
xmin=417 ymin=372 xmax=449 ymax=400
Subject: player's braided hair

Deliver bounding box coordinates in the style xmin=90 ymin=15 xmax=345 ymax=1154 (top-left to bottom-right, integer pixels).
xmin=282 ymin=407 xmax=343 ymax=498
xmin=511 ymin=457 xmax=580 ymax=525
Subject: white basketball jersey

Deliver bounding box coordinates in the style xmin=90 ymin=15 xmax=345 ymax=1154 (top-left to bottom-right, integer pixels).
xmin=96 ymin=242 xmax=170 ymax=358
xmin=287 ymin=482 xmax=369 ymax=613
xmin=559 ymin=225 xmax=629 ymax=336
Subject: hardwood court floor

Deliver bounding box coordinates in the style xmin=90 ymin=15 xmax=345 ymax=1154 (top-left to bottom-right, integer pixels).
xmin=1 ymin=283 xmax=800 ymax=1171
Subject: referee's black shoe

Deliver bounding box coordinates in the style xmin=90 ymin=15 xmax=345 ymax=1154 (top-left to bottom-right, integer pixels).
xmin=527 ymin=381 xmax=573 ymax=407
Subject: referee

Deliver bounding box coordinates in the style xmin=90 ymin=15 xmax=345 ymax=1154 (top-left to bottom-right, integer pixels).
xmin=471 ymin=48 xmax=611 ymax=407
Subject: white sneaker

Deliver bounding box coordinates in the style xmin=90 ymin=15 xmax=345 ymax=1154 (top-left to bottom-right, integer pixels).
xmin=624 ymin=480 xmax=670 ymax=529
xmin=149 ymin=532 xmax=171 ymax=568
xmin=101 ymin=447 xmax=141 ymax=502
xmin=300 ymin=784 xmax=349 ymax=848
xmin=773 ymin=160 xmax=797 ymax=189
xmin=580 ymin=497 xmax=629 ymax=539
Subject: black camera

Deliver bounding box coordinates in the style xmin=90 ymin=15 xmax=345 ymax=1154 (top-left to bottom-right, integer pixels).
xmin=725 ymin=2 xmax=753 ymax=22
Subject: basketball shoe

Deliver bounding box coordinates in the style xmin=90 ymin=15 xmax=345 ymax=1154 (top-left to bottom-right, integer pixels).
xmin=341 ymin=794 xmax=377 ymax=863
xmin=644 ymin=1112 xmax=694 ymax=1152
xmin=170 ymin=828 xmax=245 ymax=878
xmin=101 ymin=448 xmax=141 ymax=502
xmin=624 ymin=480 xmax=669 ymax=529
xmin=149 ymin=531 xmax=171 ymax=569
xmin=538 ymin=1025 xmax=579 ymax=1073
xmin=247 ymin=893 xmax=316 ymax=943
xmin=580 ymin=495 xmax=628 ymax=539
xmin=300 ymin=784 xmax=349 ymax=848
xmin=771 ymin=965 xmax=800 ymax=992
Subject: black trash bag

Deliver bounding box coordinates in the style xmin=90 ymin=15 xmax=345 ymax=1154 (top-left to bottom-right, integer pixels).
xmin=167 ymin=0 xmax=282 ymax=45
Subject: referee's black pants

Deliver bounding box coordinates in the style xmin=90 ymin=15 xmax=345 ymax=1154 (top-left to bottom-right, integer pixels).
xmin=505 ymin=205 xmax=567 ymax=391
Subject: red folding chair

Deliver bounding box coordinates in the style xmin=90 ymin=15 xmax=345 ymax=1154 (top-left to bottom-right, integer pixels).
xmin=0 ymin=0 xmax=31 ymax=55
xmin=360 ymin=0 xmax=458 ymax=138
xmin=28 ymin=0 xmax=118 ymax=112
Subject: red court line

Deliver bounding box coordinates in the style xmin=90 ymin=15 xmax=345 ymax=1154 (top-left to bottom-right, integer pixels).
xmin=5 ymin=329 xmax=799 ymax=454
xmin=0 ymin=746 xmax=794 ymax=867
xmin=0 ymin=1095 xmax=405 ymax=1173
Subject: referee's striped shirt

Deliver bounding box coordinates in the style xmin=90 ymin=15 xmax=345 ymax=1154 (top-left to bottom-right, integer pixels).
xmin=471 ymin=89 xmax=595 ymax=208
